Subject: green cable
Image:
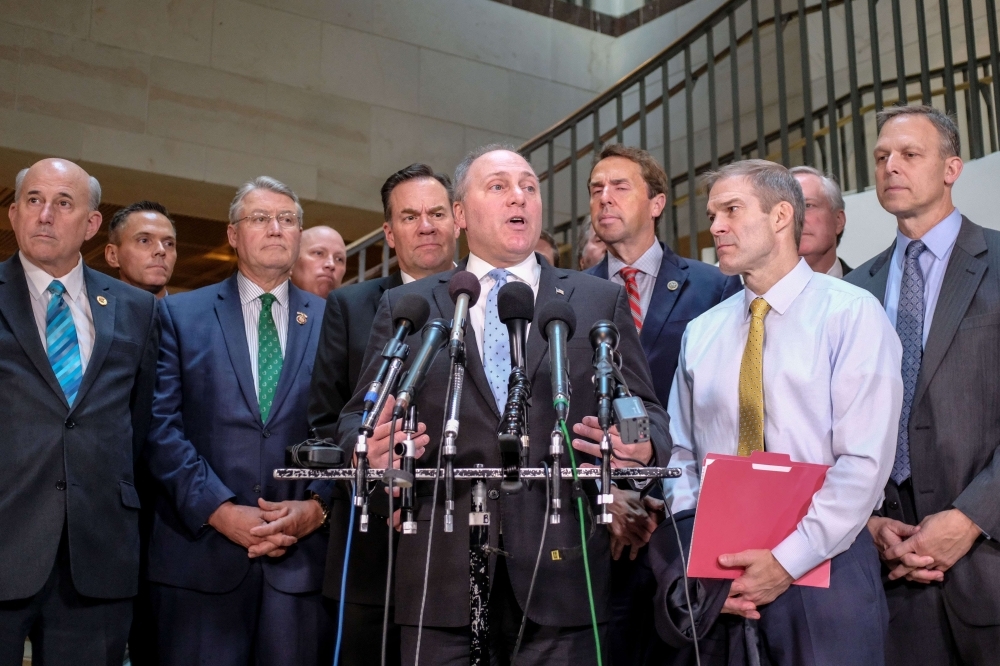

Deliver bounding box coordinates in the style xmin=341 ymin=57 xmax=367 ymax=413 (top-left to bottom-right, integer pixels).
xmin=559 ymin=419 xmax=603 ymax=666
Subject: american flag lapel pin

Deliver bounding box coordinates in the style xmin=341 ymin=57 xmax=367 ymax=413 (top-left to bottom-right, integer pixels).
xmin=556 ymin=288 xmax=564 ymax=295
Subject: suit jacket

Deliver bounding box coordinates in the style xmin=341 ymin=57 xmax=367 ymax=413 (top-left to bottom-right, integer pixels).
xmin=144 ymin=274 xmax=329 ymax=595
xmin=0 ymin=254 xmax=159 ymax=601
xmin=309 ymin=271 xmax=404 ymax=605
xmin=845 ymin=217 xmax=1000 ymax=625
xmin=334 ymin=256 xmax=672 ymax=627
xmin=839 ymin=256 xmax=853 ymax=276
xmin=586 ymin=244 xmax=742 ymax=407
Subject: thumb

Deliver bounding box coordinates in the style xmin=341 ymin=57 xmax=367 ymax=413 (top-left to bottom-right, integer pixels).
xmin=719 ymin=551 xmax=756 ymax=569
xmin=895 ymin=523 xmax=921 ymax=538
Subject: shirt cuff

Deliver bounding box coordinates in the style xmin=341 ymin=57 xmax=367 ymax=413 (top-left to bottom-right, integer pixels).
xmin=771 ymin=529 xmax=826 ymax=581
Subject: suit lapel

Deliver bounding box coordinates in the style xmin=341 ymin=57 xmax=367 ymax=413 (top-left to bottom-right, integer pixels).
xmin=914 ymin=219 xmax=987 ymax=406
xmin=526 ymin=265 xmax=574 ymax=383
xmin=215 ymin=275 xmax=262 ymax=425
xmin=592 ymin=255 xmax=610 ymax=280
xmin=0 ymin=256 xmax=67 ymax=406
xmin=71 ymin=268 xmax=115 ymax=413
xmin=266 ymin=284 xmax=313 ymax=422
xmin=863 ymin=242 xmax=895 ymax=306
xmin=639 ymin=247 xmax=687 ymax=355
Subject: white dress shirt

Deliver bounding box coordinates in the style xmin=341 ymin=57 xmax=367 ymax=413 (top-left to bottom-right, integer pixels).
xmin=608 ymin=240 xmax=663 ymax=323
xmin=21 ymin=252 xmax=96 ymax=372
xmin=884 ymin=207 xmax=962 ymax=347
xmin=466 ymin=253 xmax=541 ymax=361
xmin=237 ymin=272 xmax=289 ymax=398
xmin=825 ymin=257 xmax=844 ymax=279
xmin=666 ymin=258 xmax=903 ymax=579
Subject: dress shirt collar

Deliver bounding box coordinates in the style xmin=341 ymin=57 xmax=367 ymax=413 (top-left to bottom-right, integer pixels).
xmin=743 ymin=257 xmax=813 ymax=319
xmin=607 ymin=239 xmax=663 ymax=279
xmin=466 ymin=252 xmax=540 ymax=288
xmin=236 ymin=271 xmax=289 ymax=307
xmin=892 ymin=207 xmax=962 ymax=268
xmin=826 ymin=257 xmax=844 ymax=279
xmin=20 ymin=252 xmax=86 ymax=301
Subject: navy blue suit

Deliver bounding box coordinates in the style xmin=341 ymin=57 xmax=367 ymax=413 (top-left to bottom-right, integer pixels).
xmin=144 ymin=274 xmax=333 ymax=665
xmin=588 ymin=244 xmax=740 ymax=665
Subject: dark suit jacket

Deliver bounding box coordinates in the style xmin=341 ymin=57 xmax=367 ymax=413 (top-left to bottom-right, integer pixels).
xmin=144 ymin=274 xmax=329 ymax=595
xmin=839 ymin=256 xmax=853 ymax=276
xmin=586 ymin=244 xmax=742 ymax=407
xmin=334 ymin=256 xmax=671 ymax=627
xmin=845 ymin=217 xmax=1000 ymax=625
xmin=309 ymin=271 xmax=404 ymax=605
xmin=0 ymin=254 xmax=159 ymax=601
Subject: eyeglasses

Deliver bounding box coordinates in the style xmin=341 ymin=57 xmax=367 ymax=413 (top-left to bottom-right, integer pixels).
xmin=235 ymin=212 xmax=300 ymax=228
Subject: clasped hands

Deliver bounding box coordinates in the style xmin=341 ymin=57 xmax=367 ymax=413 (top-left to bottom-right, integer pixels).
xmin=868 ymin=509 xmax=981 ymax=583
xmin=207 ymin=497 xmax=325 ymax=559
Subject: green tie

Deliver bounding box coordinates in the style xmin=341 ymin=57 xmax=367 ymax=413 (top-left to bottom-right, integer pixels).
xmin=257 ymin=293 xmax=283 ymax=423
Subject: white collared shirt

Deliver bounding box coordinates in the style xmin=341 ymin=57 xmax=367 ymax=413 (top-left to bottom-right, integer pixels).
xmin=607 ymin=240 xmax=663 ymax=323
xmin=236 ymin=272 xmax=289 ymax=398
xmin=20 ymin=252 xmax=96 ymax=372
xmin=825 ymin=257 xmax=844 ymax=279
xmin=666 ymin=258 xmax=903 ymax=579
xmin=465 ymin=253 xmax=541 ymax=362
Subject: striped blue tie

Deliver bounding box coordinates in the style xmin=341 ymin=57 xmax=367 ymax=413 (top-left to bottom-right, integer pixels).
xmin=46 ymin=280 xmax=83 ymax=406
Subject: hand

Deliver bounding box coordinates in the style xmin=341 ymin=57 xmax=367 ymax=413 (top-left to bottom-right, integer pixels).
xmin=867 ymin=516 xmax=934 ymax=581
xmin=358 ymin=395 xmax=429 ymax=470
xmin=719 ymin=549 xmax=794 ymax=612
xmin=884 ymin=509 xmax=981 ymax=582
xmin=207 ymin=502 xmax=296 ymax=559
xmin=606 ymin=487 xmax=660 ymax=560
xmin=572 ymin=416 xmax=652 ymax=468
xmin=248 ymin=498 xmax=325 ymax=557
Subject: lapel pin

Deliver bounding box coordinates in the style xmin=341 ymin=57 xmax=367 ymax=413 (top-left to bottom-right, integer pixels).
xmin=555 ymin=288 xmax=565 ymax=295
xmin=96 ymin=295 xmax=108 ymax=306
xmin=667 ymin=280 xmax=679 ymax=291
xmin=296 ymin=312 xmax=308 ymax=325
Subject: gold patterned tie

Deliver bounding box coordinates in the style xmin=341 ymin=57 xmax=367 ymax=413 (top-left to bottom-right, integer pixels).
xmin=738 ymin=297 xmax=771 ymax=456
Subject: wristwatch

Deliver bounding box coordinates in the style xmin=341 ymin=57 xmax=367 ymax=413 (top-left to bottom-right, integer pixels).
xmin=309 ymin=491 xmax=331 ymax=528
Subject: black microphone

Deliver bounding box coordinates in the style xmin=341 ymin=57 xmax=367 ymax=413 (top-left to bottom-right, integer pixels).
xmin=497 ymin=281 xmax=534 ymax=371
xmin=393 ymin=318 xmax=450 ymax=418
xmin=363 ymin=294 xmax=430 ymax=415
xmin=590 ymin=320 xmax=619 ymax=431
xmin=538 ymin=301 xmax=577 ymax=422
xmin=448 ymin=271 xmax=481 ymax=356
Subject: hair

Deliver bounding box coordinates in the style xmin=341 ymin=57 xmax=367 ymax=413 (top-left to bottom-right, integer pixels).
xmin=702 ymin=159 xmax=805 ymax=245
xmin=15 ymin=167 xmax=101 ymax=211
xmin=380 ymin=163 xmax=454 ymax=222
xmin=108 ymin=200 xmax=176 ymax=245
xmin=876 ymin=104 xmax=961 ymax=158
xmin=228 ymin=176 xmax=304 ymax=226
xmin=790 ymin=165 xmax=845 ymax=245
xmin=453 ymin=142 xmax=520 ymax=201
xmin=537 ymin=229 xmax=560 ymax=267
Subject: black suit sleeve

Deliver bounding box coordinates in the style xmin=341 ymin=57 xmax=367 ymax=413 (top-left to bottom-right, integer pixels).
xmin=307 ymin=293 xmax=353 ymax=441
xmin=130 ymin=296 xmax=160 ymax=466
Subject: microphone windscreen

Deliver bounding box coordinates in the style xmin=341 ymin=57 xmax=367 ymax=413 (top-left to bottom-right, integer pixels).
xmin=537 ymin=300 xmax=577 ymax=341
xmin=448 ymin=270 xmax=482 ymax=307
xmin=497 ymin=281 xmax=535 ymax=324
xmin=394 ymin=293 xmax=431 ymax=331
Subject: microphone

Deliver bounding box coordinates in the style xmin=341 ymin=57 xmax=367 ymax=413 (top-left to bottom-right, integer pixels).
xmin=363 ymin=294 xmax=430 ymax=415
xmin=448 ymin=271 xmax=481 ymax=357
xmin=393 ymin=318 xmax=450 ymax=418
xmin=538 ymin=301 xmax=577 ymax=422
xmin=590 ymin=320 xmax=619 ymax=431
xmin=498 ymin=282 xmax=534 ymax=371
xmin=497 ymin=281 xmax=535 ymax=490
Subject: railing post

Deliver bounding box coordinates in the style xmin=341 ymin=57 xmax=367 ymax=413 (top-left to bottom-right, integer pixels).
xmin=988 ymin=0 xmax=1000 ymax=149
xmin=358 ymin=246 xmax=366 ymax=284
xmin=639 ymin=78 xmax=648 ymax=150
xmin=685 ymin=45 xmax=698 ymax=260
xmin=844 ymin=0 xmax=869 ymax=189
xmin=707 ymin=28 xmax=719 ymax=170
xmin=916 ymin=0 xmax=932 ymax=105
xmin=798 ymin=0 xmax=814 ymax=166
xmin=662 ymin=61 xmax=676 ymax=249
xmin=938 ymin=0 xmax=957 ymax=115
xmin=961 ymin=0 xmax=983 ymax=158
xmin=751 ymin=0 xmax=767 ymax=158
xmin=570 ymin=125 xmax=579 ymax=265
xmin=821 ymin=0 xmax=841 ymax=184
xmin=729 ymin=11 xmax=741 ymax=162
xmin=891 ymin=0 xmax=907 ymax=104
xmin=868 ymin=0 xmax=884 ymax=114
xmin=774 ymin=0 xmax=790 ymax=165
xmin=547 ymin=140 xmax=555 ymax=234
xmin=616 ymin=94 xmax=625 ymax=143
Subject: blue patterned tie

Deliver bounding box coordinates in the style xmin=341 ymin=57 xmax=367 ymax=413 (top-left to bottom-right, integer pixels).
xmin=483 ymin=269 xmax=511 ymax=411
xmin=46 ymin=280 xmax=83 ymax=406
xmin=893 ymin=240 xmax=927 ymax=485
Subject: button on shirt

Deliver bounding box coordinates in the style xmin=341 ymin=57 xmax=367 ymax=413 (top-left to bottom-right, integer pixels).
xmin=466 ymin=253 xmax=541 ymax=362
xmin=666 ymin=258 xmax=903 ymax=579
xmin=884 ymin=208 xmax=963 ymax=346
xmin=237 ymin=272 xmax=289 ymax=398
xmin=21 ymin=253 xmax=96 ymax=372
xmin=608 ymin=241 xmax=663 ymax=323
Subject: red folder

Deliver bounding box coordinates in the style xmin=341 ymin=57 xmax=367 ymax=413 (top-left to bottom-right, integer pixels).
xmin=687 ymin=451 xmax=831 ymax=588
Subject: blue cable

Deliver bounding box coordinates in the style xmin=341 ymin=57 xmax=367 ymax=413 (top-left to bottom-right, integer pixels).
xmin=333 ymin=483 xmax=356 ymax=666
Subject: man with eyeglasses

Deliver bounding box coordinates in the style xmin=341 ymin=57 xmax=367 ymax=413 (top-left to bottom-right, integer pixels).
xmin=142 ymin=176 xmax=334 ymax=665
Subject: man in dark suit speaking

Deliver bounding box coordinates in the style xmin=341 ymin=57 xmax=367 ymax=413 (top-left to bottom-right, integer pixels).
xmin=0 ymin=158 xmax=159 ymax=665
xmin=309 ymin=163 xmax=460 ymax=665
xmin=333 ymin=145 xmax=670 ymax=665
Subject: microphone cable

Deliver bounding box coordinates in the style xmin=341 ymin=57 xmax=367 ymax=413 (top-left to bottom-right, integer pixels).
xmin=332 ymin=481 xmax=356 ymax=666
xmin=665 ymin=492 xmax=701 ymax=666
xmin=381 ymin=414 xmax=398 ymax=666
xmin=559 ymin=419 xmax=603 ymax=666
xmin=509 ymin=461 xmax=551 ymax=665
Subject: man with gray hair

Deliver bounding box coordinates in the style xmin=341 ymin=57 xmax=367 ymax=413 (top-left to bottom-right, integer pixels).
xmin=791 ymin=166 xmax=852 ymax=277
xmin=661 ymin=159 xmax=902 ymax=662
xmin=143 ymin=176 xmax=334 ymax=664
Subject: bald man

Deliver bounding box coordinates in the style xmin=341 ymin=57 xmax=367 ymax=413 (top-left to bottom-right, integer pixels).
xmin=291 ymin=226 xmax=347 ymax=298
xmin=0 ymin=159 xmax=159 ymax=665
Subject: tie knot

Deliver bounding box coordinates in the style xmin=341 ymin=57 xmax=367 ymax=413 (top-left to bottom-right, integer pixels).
xmin=905 ymin=240 xmax=927 ymax=260
xmin=749 ymin=297 xmax=771 ymax=319
xmin=487 ymin=268 xmax=510 ymax=285
xmin=47 ymin=280 xmax=66 ymax=297
xmin=260 ymin=293 xmax=277 ymax=307
xmin=619 ymin=266 xmax=641 ymax=282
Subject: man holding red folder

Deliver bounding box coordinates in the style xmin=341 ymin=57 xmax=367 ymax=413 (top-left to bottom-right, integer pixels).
xmin=664 ymin=159 xmax=904 ymax=664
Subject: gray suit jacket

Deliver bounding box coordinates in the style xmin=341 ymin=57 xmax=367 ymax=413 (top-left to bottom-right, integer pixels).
xmin=845 ymin=217 xmax=1000 ymax=625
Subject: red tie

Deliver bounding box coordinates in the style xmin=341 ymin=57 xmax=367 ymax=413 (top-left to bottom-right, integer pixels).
xmin=619 ymin=266 xmax=643 ymax=334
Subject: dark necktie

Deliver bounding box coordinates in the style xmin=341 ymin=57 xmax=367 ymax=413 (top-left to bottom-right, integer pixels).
xmin=893 ymin=240 xmax=927 ymax=485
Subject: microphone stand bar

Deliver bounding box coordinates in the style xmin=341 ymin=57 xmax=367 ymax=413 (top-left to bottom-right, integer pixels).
xmin=275 ymin=466 xmax=680 ymax=481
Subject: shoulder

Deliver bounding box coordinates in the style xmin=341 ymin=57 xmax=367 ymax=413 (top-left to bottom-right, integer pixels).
xmin=330 ymin=276 xmax=389 ymax=307
xmin=562 ymin=267 xmax=622 ymax=296
xmin=685 ymin=290 xmax=744 ymax=333
xmin=681 ymin=257 xmax=734 ymax=286
xmin=290 ymin=283 xmax=325 ymax=310
xmin=86 ymin=267 xmax=155 ymax=312
xmin=159 ymin=279 xmax=227 ymax=317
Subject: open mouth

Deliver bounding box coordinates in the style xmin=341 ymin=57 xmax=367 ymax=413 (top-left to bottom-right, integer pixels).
xmin=507 ymin=216 xmax=526 ymax=226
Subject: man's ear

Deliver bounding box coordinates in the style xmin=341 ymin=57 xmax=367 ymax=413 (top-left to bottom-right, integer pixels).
xmin=383 ymin=221 xmax=396 ymax=249
xmin=105 ymin=243 xmax=120 ymax=269
xmin=453 ymin=201 xmax=467 ymax=230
